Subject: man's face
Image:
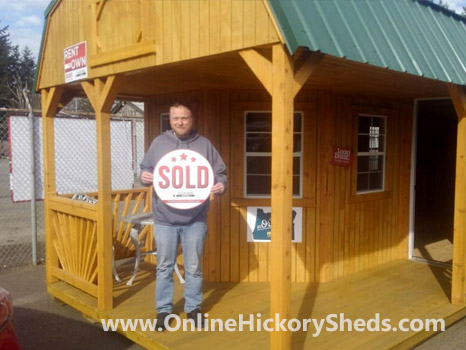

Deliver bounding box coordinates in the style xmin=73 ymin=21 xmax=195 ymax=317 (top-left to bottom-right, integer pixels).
xmin=169 ymin=105 xmax=193 ymax=138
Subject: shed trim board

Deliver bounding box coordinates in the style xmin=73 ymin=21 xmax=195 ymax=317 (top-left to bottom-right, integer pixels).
xmin=35 ymin=0 xmax=466 ymax=349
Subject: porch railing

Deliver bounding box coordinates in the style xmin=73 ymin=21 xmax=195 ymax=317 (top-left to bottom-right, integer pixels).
xmin=46 ymin=187 xmax=152 ymax=305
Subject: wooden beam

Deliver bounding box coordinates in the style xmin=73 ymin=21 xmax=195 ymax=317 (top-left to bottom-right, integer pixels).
xmin=88 ymin=41 xmax=156 ymax=68
xmin=42 ymin=86 xmax=64 ymax=117
xmin=450 ymin=84 xmax=466 ymax=121
xmin=449 ymin=84 xmax=466 ymax=305
xmin=95 ymin=0 xmax=108 ymax=22
xmin=292 ymin=52 xmax=322 ymax=97
xmin=82 ymin=75 xmax=121 ymax=113
xmin=41 ymin=86 xmax=63 ymax=285
xmin=270 ymin=44 xmax=294 ymax=350
xmin=50 ymin=266 xmax=98 ymax=297
xmin=239 ymin=49 xmax=273 ymax=95
xmin=81 ymin=75 xmax=120 ymax=311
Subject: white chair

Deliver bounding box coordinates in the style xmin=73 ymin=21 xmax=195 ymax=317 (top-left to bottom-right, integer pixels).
xmin=113 ymin=212 xmax=185 ymax=286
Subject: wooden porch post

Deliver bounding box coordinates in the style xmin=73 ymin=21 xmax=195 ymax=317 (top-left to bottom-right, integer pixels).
xmin=82 ymin=75 xmax=120 ymax=311
xmin=240 ymin=46 xmax=321 ymax=349
xmin=270 ymin=43 xmax=294 ymax=350
xmin=449 ymin=84 xmax=466 ymax=305
xmin=41 ymin=87 xmax=63 ymax=284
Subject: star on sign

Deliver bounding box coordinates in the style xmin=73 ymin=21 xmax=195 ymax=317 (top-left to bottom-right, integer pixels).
xmin=180 ymin=153 xmax=188 ymax=160
xmin=191 ymin=157 xmax=196 ymax=162
xmin=171 ymin=157 xmax=177 ymax=162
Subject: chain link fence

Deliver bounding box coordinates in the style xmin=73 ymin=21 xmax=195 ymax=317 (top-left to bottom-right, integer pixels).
xmin=0 ymin=110 xmax=144 ymax=269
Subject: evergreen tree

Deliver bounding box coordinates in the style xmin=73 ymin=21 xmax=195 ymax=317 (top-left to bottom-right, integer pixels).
xmin=19 ymin=47 xmax=36 ymax=92
xmin=0 ymin=21 xmax=14 ymax=108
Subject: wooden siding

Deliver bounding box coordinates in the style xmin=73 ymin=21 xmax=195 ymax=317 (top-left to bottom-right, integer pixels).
xmin=37 ymin=0 xmax=280 ymax=90
xmin=145 ymin=90 xmax=413 ymax=283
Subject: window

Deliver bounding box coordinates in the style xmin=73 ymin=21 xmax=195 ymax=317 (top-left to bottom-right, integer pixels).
xmin=356 ymin=115 xmax=386 ymax=193
xmin=244 ymin=111 xmax=303 ymax=197
xmin=160 ymin=113 xmax=170 ymax=133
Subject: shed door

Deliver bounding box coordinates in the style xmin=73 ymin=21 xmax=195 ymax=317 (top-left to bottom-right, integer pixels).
xmin=413 ymin=99 xmax=456 ymax=264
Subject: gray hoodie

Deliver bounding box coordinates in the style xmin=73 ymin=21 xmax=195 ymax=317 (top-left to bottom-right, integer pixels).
xmin=140 ymin=130 xmax=227 ymax=225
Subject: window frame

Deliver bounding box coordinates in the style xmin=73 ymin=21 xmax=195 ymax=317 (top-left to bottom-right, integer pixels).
xmin=350 ymin=107 xmax=392 ymax=203
xmin=243 ymin=110 xmax=304 ymax=199
xmin=356 ymin=113 xmax=387 ymax=194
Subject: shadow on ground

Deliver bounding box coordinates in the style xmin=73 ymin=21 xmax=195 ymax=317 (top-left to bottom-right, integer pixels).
xmin=12 ymin=307 xmax=141 ymax=350
xmin=0 ymin=264 xmax=143 ymax=350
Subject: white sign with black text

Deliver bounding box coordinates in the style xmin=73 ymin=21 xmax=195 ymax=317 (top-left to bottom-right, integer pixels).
xmin=153 ymin=149 xmax=214 ymax=210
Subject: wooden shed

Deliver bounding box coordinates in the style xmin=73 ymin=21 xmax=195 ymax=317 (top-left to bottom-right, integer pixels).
xmin=36 ymin=0 xmax=466 ymax=348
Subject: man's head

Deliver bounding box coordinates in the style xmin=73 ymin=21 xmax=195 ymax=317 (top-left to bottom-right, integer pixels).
xmin=169 ymin=103 xmax=193 ymax=138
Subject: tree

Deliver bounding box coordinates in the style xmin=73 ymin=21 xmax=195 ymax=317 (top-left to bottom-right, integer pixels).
xmin=437 ymin=0 xmax=450 ymax=10
xmin=19 ymin=47 xmax=35 ymax=91
xmin=0 ymin=21 xmax=14 ymax=107
xmin=0 ymin=21 xmax=37 ymax=109
xmin=8 ymin=46 xmax=40 ymax=110
xmin=0 ymin=20 xmax=40 ymax=146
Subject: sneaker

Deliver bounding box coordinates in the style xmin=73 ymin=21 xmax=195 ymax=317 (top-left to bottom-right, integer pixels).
xmin=156 ymin=312 xmax=171 ymax=331
xmin=186 ymin=308 xmax=205 ymax=329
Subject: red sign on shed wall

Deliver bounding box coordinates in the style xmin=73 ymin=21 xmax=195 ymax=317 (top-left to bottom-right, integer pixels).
xmin=64 ymin=41 xmax=88 ymax=83
xmin=331 ymin=147 xmax=353 ymax=168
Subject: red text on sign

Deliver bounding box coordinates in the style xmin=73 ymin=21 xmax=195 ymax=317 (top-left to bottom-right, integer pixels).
xmin=158 ymin=166 xmax=209 ymax=189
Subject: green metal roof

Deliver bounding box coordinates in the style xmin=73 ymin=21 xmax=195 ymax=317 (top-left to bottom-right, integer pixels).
xmin=267 ymin=0 xmax=466 ymax=85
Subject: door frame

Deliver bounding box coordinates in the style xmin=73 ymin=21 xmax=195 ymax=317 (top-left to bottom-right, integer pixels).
xmin=409 ymin=97 xmax=453 ymax=268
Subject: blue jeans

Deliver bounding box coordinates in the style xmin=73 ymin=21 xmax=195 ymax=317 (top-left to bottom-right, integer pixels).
xmin=153 ymin=222 xmax=207 ymax=313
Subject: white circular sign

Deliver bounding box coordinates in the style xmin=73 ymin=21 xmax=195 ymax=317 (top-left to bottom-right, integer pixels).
xmin=153 ymin=149 xmax=214 ymax=209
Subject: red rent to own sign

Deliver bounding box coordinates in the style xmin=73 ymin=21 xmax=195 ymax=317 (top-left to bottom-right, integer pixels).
xmin=153 ymin=149 xmax=214 ymax=210
xmin=64 ymin=41 xmax=88 ymax=83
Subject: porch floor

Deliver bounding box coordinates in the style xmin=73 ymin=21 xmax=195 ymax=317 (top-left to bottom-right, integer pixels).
xmin=48 ymin=260 xmax=466 ymax=350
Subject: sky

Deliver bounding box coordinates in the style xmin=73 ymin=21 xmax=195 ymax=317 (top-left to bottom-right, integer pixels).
xmin=0 ymin=0 xmax=50 ymax=60
xmin=0 ymin=0 xmax=465 ymax=62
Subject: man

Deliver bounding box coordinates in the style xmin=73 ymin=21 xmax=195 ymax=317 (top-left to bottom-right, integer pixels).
xmin=140 ymin=103 xmax=226 ymax=330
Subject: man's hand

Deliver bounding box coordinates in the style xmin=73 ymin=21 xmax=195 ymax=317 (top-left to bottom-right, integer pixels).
xmin=141 ymin=171 xmax=154 ymax=184
xmin=210 ymin=182 xmax=224 ymax=195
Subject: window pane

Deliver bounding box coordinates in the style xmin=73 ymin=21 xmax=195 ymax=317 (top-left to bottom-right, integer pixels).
xmin=358 ymin=155 xmax=370 ymax=173
xmin=293 ymin=134 xmax=302 ymax=152
xmin=246 ymin=112 xmax=271 ymax=132
xmin=246 ymin=133 xmax=271 ymax=152
xmin=247 ymin=156 xmax=271 ymax=175
xmin=368 ymin=155 xmax=384 ymax=172
xmin=372 ymin=117 xmax=385 ymax=134
xmin=359 ymin=116 xmax=371 ymax=134
xmin=369 ymin=134 xmax=382 ymax=152
xmin=293 ymin=175 xmax=300 ymax=195
xmin=357 ymin=115 xmax=385 ymax=193
xmin=357 ymin=173 xmax=369 ymax=192
xmin=294 ymin=113 xmax=302 ymax=132
xmin=358 ymin=135 xmax=370 ymax=152
xmin=293 ymin=157 xmax=300 ymax=175
xmin=247 ymin=175 xmax=271 ymax=195
xmin=161 ymin=113 xmax=170 ymax=133
xmin=369 ymin=172 xmax=383 ymax=190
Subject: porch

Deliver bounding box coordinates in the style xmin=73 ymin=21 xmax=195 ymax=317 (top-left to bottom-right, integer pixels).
xmin=48 ymin=260 xmax=466 ymax=350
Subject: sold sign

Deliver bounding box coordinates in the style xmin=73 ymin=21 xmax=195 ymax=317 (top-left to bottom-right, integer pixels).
xmin=153 ymin=149 xmax=214 ymax=209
